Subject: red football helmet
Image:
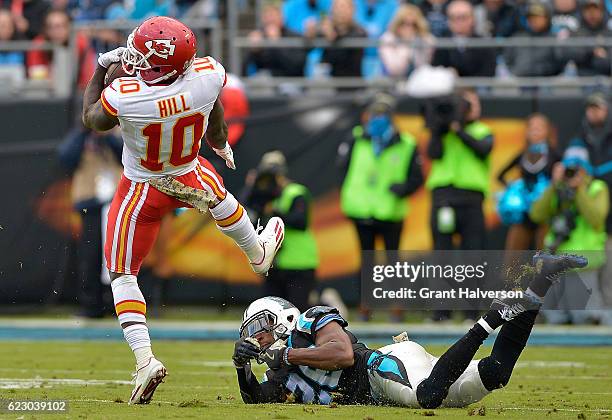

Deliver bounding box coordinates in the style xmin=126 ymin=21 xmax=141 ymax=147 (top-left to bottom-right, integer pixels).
xmin=122 ymin=16 xmax=197 ymax=84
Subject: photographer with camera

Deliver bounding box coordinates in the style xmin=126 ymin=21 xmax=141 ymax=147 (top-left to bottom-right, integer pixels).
xmin=338 ymin=92 xmax=423 ymax=321
xmin=426 ymin=89 xmax=493 ymax=251
xmin=576 ymin=93 xmax=612 ymax=314
xmin=530 ymin=142 xmax=610 ymax=324
xmin=425 ymin=88 xmax=493 ymax=321
xmin=240 ymin=151 xmax=319 ymax=312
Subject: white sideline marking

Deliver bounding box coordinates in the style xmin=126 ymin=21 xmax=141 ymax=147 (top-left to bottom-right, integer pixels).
xmin=515 ymin=361 xmax=586 ymax=368
xmin=0 ymin=377 xmax=131 ymax=389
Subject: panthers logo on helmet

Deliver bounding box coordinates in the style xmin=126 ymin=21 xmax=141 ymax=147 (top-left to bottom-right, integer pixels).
xmin=144 ymin=40 xmax=176 ymax=59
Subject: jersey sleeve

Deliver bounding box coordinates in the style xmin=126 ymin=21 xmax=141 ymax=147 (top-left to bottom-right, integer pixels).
xmin=193 ymin=56 xmax=226 ymax=92
xmin=100 ymin=81 xmax=120 ymax=117
xmin=295 ymin=306 xmax=348 ymax=338
xmin=211 ymin=57 xmax=227 ymax=88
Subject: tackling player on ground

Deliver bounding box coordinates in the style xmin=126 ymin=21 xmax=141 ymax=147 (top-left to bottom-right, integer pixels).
xmin=82 ymin=17 xmax=285 ymax=404
xmin=233 ymin=252 xmax=587 ymax=408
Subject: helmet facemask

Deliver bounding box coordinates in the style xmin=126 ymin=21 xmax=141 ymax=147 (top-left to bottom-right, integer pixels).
xmin=239 ymin=309 xmax=292 ymax=364
xmin=122 ymin=31 xmax=152 ymax=76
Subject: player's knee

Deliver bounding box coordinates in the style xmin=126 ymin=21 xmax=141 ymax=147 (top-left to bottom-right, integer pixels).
xmin=477 ymin=357 xmax=512 ymax=391
xmin=416 ymin=379 xmax=446 ymax=409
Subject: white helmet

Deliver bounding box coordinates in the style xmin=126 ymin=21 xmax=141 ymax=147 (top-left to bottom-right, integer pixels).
xmin=239 ymin=296 xmax=300 ymax=342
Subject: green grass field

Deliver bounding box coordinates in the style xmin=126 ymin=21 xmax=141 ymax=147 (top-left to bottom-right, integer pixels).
xmin=1 ymin=341 xmax=611 ymax=419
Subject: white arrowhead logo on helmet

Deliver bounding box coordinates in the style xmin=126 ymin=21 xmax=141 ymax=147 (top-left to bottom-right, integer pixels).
xmin=144 ymin=39 xmax=176 ymax=59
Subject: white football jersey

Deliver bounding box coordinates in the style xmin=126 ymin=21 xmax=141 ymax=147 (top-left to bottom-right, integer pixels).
xmin=101 ymin=56 xmax=226 ymax=182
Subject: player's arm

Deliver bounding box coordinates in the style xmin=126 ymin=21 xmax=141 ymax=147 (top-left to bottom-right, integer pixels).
xmin=82 ymin=65 xmax=118 ymax=132
xmin=206 ymin=98 xmax=229 ymax=149
xmin=206 ymin=98 xmax=235 ymax=169
xmin=286 ymin=321 xmax=354 ymax=371
xmin=236 ymin=364 xmax=288 ymax=404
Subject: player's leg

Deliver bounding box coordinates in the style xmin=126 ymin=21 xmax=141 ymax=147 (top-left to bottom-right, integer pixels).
xmin=163 ymin=157 xmax=283 ymax=274
xmin=479 ymin=256 xmax=596 ymax=392
xmin=416 ymin=252 xmax=587 ymax=409
xmin=105 ymin=177 xmax=168 ymax=404
xmin=476 ymin=309 xmax=536 ymax=393
xmin=367 ymin=341 xmax=434 ymax=408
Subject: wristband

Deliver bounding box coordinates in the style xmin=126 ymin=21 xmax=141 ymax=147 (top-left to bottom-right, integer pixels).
xmin=283 ymin=348 xmax=292 ymax=366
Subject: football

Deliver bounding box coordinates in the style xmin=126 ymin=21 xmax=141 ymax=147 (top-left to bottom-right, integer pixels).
xmin=104 ymin=62 xmax=130 ymax=86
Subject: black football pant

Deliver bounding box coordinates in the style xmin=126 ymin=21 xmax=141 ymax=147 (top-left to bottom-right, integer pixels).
xmin=417 ymin=310 xmax=538 ymax=408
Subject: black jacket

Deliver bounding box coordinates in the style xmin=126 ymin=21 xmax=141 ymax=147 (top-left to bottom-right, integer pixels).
xmin=247 ymin=27 xmax=306 ymax=76
xmin=504 ymin=29 xmax=565 ymax=76
xmin=321 ymin=24 xmax=367 ymax=77
xmin=577 ymin=116 xmax=612 ymax=233
xmin=432 ymin=34 xmax=496 ymax=77
xmin=563 ymin=20 xmax=612 ymax=76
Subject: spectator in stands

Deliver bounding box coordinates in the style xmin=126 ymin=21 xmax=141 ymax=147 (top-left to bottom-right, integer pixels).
xmin=182 ymin=0 xmax=218 ymax=20
xmin=246 ymin=2 xmax=306 ymax=76
xmin=379 ymin=4 xmax=434 ymax=77
xmin=419 ymin=0 xmax=449 ymax=37
xmin=283 ymin=0 xmax=331 ymax=34
xmin=305 ymin=0 xmax=367 ymax=77
xmin=551 ymin=0 xmax=580 ymax=35
xmin=474 ymin=0 xmax=521 ymax=37
xmin=57 ymin=127 xmax=123 ymax=318
xmin=70 ymin=0 xmax=116 ymax=20
xmin=26 ymin=9 xmax=95 ymax=90
xmin=432 ymin=0 xmax=496 ymax=77
xmin=0 ymin=9 xmax=25 ymax=67
xmin=355 ymin=0 xmax=398 ymax=39
xmin=504 ymin=1 xmax=565 ymax=77
xmin=1 ymin=0 xmax=50 ymax=39
xmin=562 ymin=0 xmax=612 ymax=76
xmin=574 ymin=93 xmax=612 ymax=314
xmin=497 ymin=113 xmax=559 ymax=250
xmin=104 ymin=0 xmax=172 ymax=20
xmin=354 ymin=0 xmax=399 ymax=78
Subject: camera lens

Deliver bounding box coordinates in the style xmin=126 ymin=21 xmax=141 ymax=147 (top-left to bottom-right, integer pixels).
xmin=564 ymin=167 xmax=577 ymax=178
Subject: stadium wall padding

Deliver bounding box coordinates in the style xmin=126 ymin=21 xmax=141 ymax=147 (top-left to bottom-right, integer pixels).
xmin=0 ymin=95 xmax=587 ymax=306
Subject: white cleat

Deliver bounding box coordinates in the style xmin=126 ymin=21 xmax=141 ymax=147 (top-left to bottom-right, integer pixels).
xmin=251 ymin=217 xmax=285 ymax=275
xmin=129 ymin=357 xmax=167 ymax=405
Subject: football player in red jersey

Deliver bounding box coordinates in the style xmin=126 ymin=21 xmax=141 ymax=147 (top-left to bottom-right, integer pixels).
xmin=82 ymin=17 xmax=285 ymax=404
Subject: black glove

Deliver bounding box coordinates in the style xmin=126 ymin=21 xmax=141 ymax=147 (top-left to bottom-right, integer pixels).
xmin=259 ymin=346 xmax=291 ymax=370
xmin=233 ymin=337 xmax=261 ymax=368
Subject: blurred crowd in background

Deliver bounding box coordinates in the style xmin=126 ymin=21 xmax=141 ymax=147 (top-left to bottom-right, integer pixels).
xmin=246 ymin=0 xmax=612 ymax=79
xmin=3 ymin=0 xmax=612 ymax=89
xmin=1 ymin=0 xmax=611 ymax=323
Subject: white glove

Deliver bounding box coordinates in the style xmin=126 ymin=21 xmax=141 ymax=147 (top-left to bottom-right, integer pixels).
xmin=213 ymin=143 xmax=236 ymax=170
xmin=98 ymin=47 xmax=126 ymax=69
